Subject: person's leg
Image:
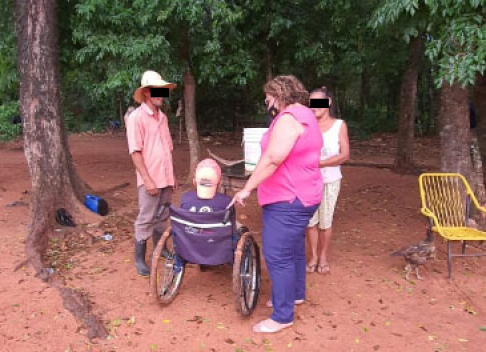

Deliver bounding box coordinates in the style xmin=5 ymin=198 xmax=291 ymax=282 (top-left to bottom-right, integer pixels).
xmin=294 ymin=228 xmax=307 ymax=301
xmin=306 ymin=189 xmax=325 ymax=271
xmin=318 ymin=227 xmax=333 ymax=271
xmin=134 ymin=186 xmax=160 ymax=276
xmin=317 ymin=180 xmax=341 ymax=272
xmin=306 ymin=225 xmax=319 ymax=271
xmin=264 ymin=200 xmax=318 ymax=323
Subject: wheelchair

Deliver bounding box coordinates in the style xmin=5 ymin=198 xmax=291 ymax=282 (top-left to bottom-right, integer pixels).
xmin=150 ymin=205 xmax=261 ymax=317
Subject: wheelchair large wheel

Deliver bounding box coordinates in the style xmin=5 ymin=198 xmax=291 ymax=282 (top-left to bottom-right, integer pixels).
xmin=233 ymin=231 xmax=261 ymax=317
xmin=150 ymin=229 xmax=185 ymax=305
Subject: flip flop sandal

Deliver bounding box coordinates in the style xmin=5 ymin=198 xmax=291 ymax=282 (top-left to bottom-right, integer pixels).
xmin=306 ymin=263 xmax=318 ymax=273
xmin=266 ymin=299 xmax=305 ymax=308
xmin=253 ymin=319 xmax=293 ymax=333
xmin=317 ymin=264 xmax=330 ymax=274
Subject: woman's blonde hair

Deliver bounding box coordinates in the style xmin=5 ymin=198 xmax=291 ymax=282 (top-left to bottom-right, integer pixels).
xmin=264 ymin=75 xmax=309 ymax=108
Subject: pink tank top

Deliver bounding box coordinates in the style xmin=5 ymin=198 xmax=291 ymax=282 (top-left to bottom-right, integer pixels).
xmin=257 ymin=105 xmax=323 ymax=207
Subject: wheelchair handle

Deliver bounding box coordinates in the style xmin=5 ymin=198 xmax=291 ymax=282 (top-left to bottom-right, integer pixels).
xmin=156 ymin=202 xmax=171 ymax=218
xmin=223 ymin=207 xmax=234 ymax=224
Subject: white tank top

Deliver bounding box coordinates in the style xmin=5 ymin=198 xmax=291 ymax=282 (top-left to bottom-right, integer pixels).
xmin=320 ymin=119 xmax=343 ymax=183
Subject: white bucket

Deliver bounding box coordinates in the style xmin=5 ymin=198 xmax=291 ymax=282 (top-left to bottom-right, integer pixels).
xmin=243 ymin=128 xmax=268 ymax=172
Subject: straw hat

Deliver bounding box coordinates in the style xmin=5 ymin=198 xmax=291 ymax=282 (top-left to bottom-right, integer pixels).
xmin=133 ymin=70 xmax=176 ymax=104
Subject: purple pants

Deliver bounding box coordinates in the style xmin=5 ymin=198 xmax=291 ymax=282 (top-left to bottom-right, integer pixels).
xmin=262 ymin=198 xmax=318 ymax=323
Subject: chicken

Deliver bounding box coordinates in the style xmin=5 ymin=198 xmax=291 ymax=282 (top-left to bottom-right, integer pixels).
xmin=391 ymin=239 xmax=435 ymax=280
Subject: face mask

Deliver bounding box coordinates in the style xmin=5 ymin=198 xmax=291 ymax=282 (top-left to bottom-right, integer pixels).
xmin=267 ymin=104 xmax=278 ymax=125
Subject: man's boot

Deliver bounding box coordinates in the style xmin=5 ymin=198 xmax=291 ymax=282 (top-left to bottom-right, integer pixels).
xmin=135 ymin=239 xmax=150 ymax=276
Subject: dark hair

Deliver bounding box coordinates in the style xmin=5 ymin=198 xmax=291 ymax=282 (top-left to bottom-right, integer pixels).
xmin=264 ymin=75 xmax=309 ymax=107
xmin=311 ymin=86 xmax=337 ymax=118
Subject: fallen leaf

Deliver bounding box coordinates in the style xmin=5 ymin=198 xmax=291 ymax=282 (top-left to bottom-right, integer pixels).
xmin=480 ymin=326 xmax=486 ymax=331
xmin=127 ymin=316 xmax=136 ymax=325
xmin=111 ymin=318 xmax=122 ymax=327
xmin=458 ymin=338 xmax=468 ymax=342
xmin=225 ymin=338 xmax=236 ymax=345
xmin=150 ymin=344 xmax=157 ymax=351
xmin=162 ymin=319 xmax=171 ymax=324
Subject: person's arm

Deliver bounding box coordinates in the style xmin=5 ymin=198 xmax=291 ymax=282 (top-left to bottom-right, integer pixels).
xmin=230 ymin=114 xmax=304 ymax=206
xmin=126 ymin=111 xmax=158 ymax=196
xmin=131 ymin=152 xmax=158 ymax=196
xmin=319 ymin=121 xmax=350 ymax=167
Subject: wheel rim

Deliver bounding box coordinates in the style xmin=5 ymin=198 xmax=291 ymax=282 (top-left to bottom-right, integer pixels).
xmin=156 ymin=235 xmax=184 ymax=299
xmin=240 ymin=239 xmax=259 ymax=312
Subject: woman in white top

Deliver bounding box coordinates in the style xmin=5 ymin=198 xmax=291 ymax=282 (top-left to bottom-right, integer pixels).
xmin=306 ymin=86 xmax=350 ymax=274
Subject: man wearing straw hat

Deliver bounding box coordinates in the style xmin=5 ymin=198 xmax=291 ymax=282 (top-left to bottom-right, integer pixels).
xmin=126 ymin=70 xmax=177 ymax=276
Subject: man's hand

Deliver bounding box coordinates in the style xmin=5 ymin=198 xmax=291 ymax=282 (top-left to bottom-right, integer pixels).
xmin=144 ymin=179 xmax=159 ymax=196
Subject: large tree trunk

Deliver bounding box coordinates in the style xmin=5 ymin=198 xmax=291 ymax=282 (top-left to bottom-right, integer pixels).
xmin=471 ymin=75 xmax=486 ymax=226
xmin=265 ymin=44 xmax=273 ymax=81
xmin=183 ymin=68 xmax=200 ymax=183
xmin=394 ymin=35 xmax=423 ymax=174
xmin=15 ymin=0 xmax=107 ymax=339
xmin=439 ymin=82 xmax=471 ymax=177
xmin=475 ymin=75 xmax=486 ymax=191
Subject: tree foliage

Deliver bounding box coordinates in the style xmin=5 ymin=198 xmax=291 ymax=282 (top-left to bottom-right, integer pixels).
xmin=0 ymin=0 xmax=484 ymax=140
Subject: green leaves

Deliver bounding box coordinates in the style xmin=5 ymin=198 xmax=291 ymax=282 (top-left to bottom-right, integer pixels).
xmin=372 ymin=0 xmax=486 ymax=88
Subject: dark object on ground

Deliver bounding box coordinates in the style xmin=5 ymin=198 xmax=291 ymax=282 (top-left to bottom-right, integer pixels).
xmin=55 ymin=208 xmax=76 ymax=227
xmin=84 ymin=194 xmax=109 ymax=216
xmin=11 ymin=115 xmax=22 ymax=124
xmin=5 ymin=201 xmax=29 ymax=207
xmin=391 ymin=238 xmax=435 ymax=280
xmin=108 ymin=120 xmax=121 ymax=131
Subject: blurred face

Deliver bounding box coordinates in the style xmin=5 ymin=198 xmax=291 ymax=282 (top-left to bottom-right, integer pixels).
xmin=143 ymin=87 xmax=164 ymax=108
xmin=310 ymin=92 xmax=330 ymax=119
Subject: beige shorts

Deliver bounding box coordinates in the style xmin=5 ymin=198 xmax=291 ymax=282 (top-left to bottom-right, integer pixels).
xmin=308 ymin=179 xmax=341 ymax=230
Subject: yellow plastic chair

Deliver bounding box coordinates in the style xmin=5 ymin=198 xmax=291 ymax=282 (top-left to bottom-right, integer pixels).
xmin=419 ymin=173 xmax=486 ymax=278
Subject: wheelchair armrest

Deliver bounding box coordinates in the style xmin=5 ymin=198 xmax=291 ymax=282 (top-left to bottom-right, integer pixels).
xmin=223 ymin=206 xmax=235 ymax=224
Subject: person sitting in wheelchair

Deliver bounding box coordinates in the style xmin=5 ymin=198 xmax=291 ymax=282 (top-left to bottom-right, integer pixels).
xmin=151 ymin=158 xmax=261 ymax=315
xmin=181 ymin=158 xmax=231 ymax=213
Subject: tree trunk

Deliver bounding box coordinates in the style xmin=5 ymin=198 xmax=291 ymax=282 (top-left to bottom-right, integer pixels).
xmin=474 ymin=74 xmax=486 ymax=190
xmin=439 ymin=82 xmax=471 ymax=178
xmin=265 ymin=43 xmax=273 ymax=81
xmin=15 ymin=0 xmax=107 ymax=339
xmin=394 ymin=35 xmax=423 ymax=174
xmin=360 ymin=69 xmax=368 ymax=111
xmin=183 ymin=68 xmax=200 ymax=183
xmin=471 ymin=75 xmax=486 ymax=227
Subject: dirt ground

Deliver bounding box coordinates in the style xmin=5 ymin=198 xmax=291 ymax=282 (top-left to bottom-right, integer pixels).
xmin=0 ymin=132 xmax=485 ymax=352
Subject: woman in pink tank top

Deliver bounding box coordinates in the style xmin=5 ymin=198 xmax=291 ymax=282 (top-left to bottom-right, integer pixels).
xmin=230 ymin=76 xmax=323 ymax=333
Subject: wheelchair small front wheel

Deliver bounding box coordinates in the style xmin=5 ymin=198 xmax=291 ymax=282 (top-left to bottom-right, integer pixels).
xmin=150 ymin=229 xmax=185 ymax=305
xmin=233 ymin=232 xmax=261 ymax=317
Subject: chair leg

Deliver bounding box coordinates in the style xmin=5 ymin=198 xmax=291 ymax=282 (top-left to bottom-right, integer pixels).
xmin=462 ymin=241 xmax=467 ymax=254
xmin=447 ymin=241 xmax=453 ymax=279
